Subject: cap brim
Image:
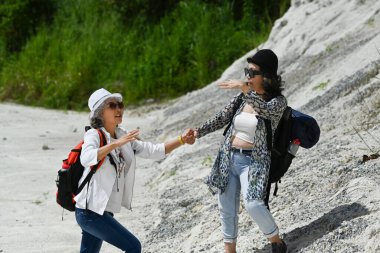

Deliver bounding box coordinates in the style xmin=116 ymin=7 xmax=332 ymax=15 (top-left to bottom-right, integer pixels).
xmin=89 ymin=93 xmax=123 ymax=118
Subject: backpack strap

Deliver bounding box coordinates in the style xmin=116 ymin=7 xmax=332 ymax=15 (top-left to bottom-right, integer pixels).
xmin=76 ymin=168 xmax=96 ymax=195
xmin=263 ymin=120 xmax=273 ymax=210
xmin=97 ymin=128 xmax=117 ymax=169
xmin=75 ymin=129 xmax=108 ymax=195
xmin=264 ymin=182 xmax=271 ymax=210
xmin=273 ymin=182 xmax=279 ymax=196
xmin=223 ymin=96 xmax=244 ymax=136
xmin=264 ymin=181 xmax=279 ymax=210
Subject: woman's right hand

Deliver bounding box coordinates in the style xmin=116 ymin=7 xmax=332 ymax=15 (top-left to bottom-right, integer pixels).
xmin=181 ymin=128 xmax=196 ymax=145
xmin=218 ymin=79 xmax=251 ymax=94
xmin=97 ymin=129 xmax=140 ymax=161
xmin=114 ymin=129 xmax=140 ymax=147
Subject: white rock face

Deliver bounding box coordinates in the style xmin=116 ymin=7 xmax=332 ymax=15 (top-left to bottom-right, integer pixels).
xmin=136 ymin=0 xmax=380 ymax=252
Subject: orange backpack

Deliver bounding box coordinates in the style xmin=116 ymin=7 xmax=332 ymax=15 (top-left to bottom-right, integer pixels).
xmin=56 ymin=128 xmax=109 ymax=212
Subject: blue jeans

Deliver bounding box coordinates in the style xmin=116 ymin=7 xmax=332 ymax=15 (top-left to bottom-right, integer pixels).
xmin=75 ymin=208 xmax=141 ymax=253
xmin=218 ymin=151 xmax=279 ymax=243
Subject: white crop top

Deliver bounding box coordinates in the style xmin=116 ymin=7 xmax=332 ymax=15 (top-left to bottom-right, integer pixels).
xmin=232 ymin=112 xmax=258 ymax=144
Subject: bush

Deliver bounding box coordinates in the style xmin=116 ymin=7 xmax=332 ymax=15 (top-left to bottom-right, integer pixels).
xmin=0 ymin=0 xmax=290 ymax=109
xmin=0 ymin=0 xmax=57 ymax=53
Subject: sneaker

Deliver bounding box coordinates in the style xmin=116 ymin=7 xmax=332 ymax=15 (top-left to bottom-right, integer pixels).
xmin=271 ymin=240 xmax=288 ymax=253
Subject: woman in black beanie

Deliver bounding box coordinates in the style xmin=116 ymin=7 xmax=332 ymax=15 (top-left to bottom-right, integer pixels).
xmin=195 ymin=49 xmax=288 ymax=253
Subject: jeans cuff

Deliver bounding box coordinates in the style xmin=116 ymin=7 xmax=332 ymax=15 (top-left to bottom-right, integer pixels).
xmin=264 ymin=226 xmax=279 ymax=238
xmin=224 ymin=237 xmax=237 ymax=243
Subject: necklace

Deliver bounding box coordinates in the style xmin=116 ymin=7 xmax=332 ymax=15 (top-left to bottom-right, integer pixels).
xmin=114 ymin=146 xmax=126 ymax=178
xmin=110 ymin=137 xmax=126 ymax=178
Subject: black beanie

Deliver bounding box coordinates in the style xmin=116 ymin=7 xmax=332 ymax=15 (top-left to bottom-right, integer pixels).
xmin=247 ymin=49 xmax=278 ymax=76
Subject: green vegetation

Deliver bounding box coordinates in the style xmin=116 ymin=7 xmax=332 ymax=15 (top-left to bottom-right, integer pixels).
xmin=325 ymin=44 xmax=334 ymax=53
xmin=202 ymin=155 xmax=213 ymax=166
xmin=365 ymin=18 xmax=375 ymax=27
xmin=0 ymin=0 xmax=291 ymax=110
xmin=313 ymin=81 xmax=329 ymax=91
xmin=32 ymin=199 xmax=42 ymax=205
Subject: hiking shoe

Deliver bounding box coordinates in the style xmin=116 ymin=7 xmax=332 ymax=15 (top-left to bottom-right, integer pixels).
xmin=271 ymin=240 xmax=288 ymax=253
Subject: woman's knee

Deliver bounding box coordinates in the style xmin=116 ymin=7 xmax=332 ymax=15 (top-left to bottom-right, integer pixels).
xmin=132 ymin=240 xmax=142 ymax=253
xmin=125 ymin=236 xmax=141 ymax=253
xmin=245 ymin=199 xmax=266 ymax=215
xmin=245 ymin=199 xmax=279 ymax=237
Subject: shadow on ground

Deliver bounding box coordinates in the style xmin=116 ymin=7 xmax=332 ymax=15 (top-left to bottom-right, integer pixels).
xmin=252 ymin=202 xmax=370 ymax=253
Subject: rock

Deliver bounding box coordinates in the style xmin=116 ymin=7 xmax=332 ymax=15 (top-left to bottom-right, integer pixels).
xmin=137 ymin=0 xmax=380 ymax=251
xmin=280 ymin=19 xmax=288 ymax=27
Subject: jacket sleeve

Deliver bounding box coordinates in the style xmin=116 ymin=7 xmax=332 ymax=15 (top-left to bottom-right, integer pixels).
xmin=80 ymin=129 xmax=100 ymax=167
xmin=196 ymin=92 xmax=244 ymax=138
xmin=131 ymin=140 xmax=166 ymax=160
xmin=244 ymin=91 xmax=287 ymax=120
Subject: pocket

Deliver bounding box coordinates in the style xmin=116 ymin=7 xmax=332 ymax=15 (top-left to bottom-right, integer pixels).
xmin=234 ymin=152 xmax=251 ymax=167
xmin=75 ymin=209 xmax=100 ymax=228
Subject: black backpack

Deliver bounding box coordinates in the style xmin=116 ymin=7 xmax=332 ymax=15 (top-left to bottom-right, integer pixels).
xmin=263 ymin=106 xmax=320 ymax=208
xmin=263 ymin=106 xmax=294 ymax=208
xmin=55 ymin=127 xmax=116 ymax=212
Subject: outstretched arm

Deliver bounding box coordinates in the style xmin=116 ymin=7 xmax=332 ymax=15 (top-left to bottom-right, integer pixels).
xmin=218 ymin=79 xmax=287 ymax=120
xmin=97 ymin=129 xmax=139 ymax=161
xmin=131 ymin=129 xmax=196 ymax=159
xmin=164 ymin=129 xmax=196 ymax=154
xmin=196 ymin=92 xmax=244 ymax=138
xmin=81 ymin=129 xmax=139 ymax=167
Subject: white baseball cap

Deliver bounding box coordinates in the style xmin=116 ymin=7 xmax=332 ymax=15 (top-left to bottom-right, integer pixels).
xmin=88 ymin=88 xmax=122 ymax=117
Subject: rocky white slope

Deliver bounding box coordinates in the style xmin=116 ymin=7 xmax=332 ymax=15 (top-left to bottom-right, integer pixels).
xmin=137 ymin=0 xmax=380 ymax=252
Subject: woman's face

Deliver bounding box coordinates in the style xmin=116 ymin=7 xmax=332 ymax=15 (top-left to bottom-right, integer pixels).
xmin=102 ymin=98 xmax=124 ymax=127
xmin=247 ymin=63 xmax=265 ymax=95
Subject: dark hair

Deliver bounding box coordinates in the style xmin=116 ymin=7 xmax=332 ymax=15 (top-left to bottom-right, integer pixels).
xmin=261 ymin=73 xmax=284 ymax=101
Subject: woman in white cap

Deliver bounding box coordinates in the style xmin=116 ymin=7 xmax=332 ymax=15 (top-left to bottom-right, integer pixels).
xmin=194 ymin=49 xmax=288 ymax=253
xmin=74 ymin=88 xmax=195 ymax=253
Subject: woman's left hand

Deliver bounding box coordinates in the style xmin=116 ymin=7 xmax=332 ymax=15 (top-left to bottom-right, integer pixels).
xmin=114 ymin=129 xmax=140 ymax=147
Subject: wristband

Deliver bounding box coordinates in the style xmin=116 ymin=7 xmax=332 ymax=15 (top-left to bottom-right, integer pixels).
xmin=178 ymin=135 xmax=185 ymax=145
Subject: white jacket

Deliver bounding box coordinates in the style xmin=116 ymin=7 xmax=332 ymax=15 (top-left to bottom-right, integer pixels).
xmin=74 ymin=127 xmax=165 ymax=215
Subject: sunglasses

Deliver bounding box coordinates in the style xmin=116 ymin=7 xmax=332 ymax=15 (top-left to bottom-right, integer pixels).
xmin=106 ymin=101 xmax=124 ymax=110
xmin=244 ymin=68 xmax=263 ymax=79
